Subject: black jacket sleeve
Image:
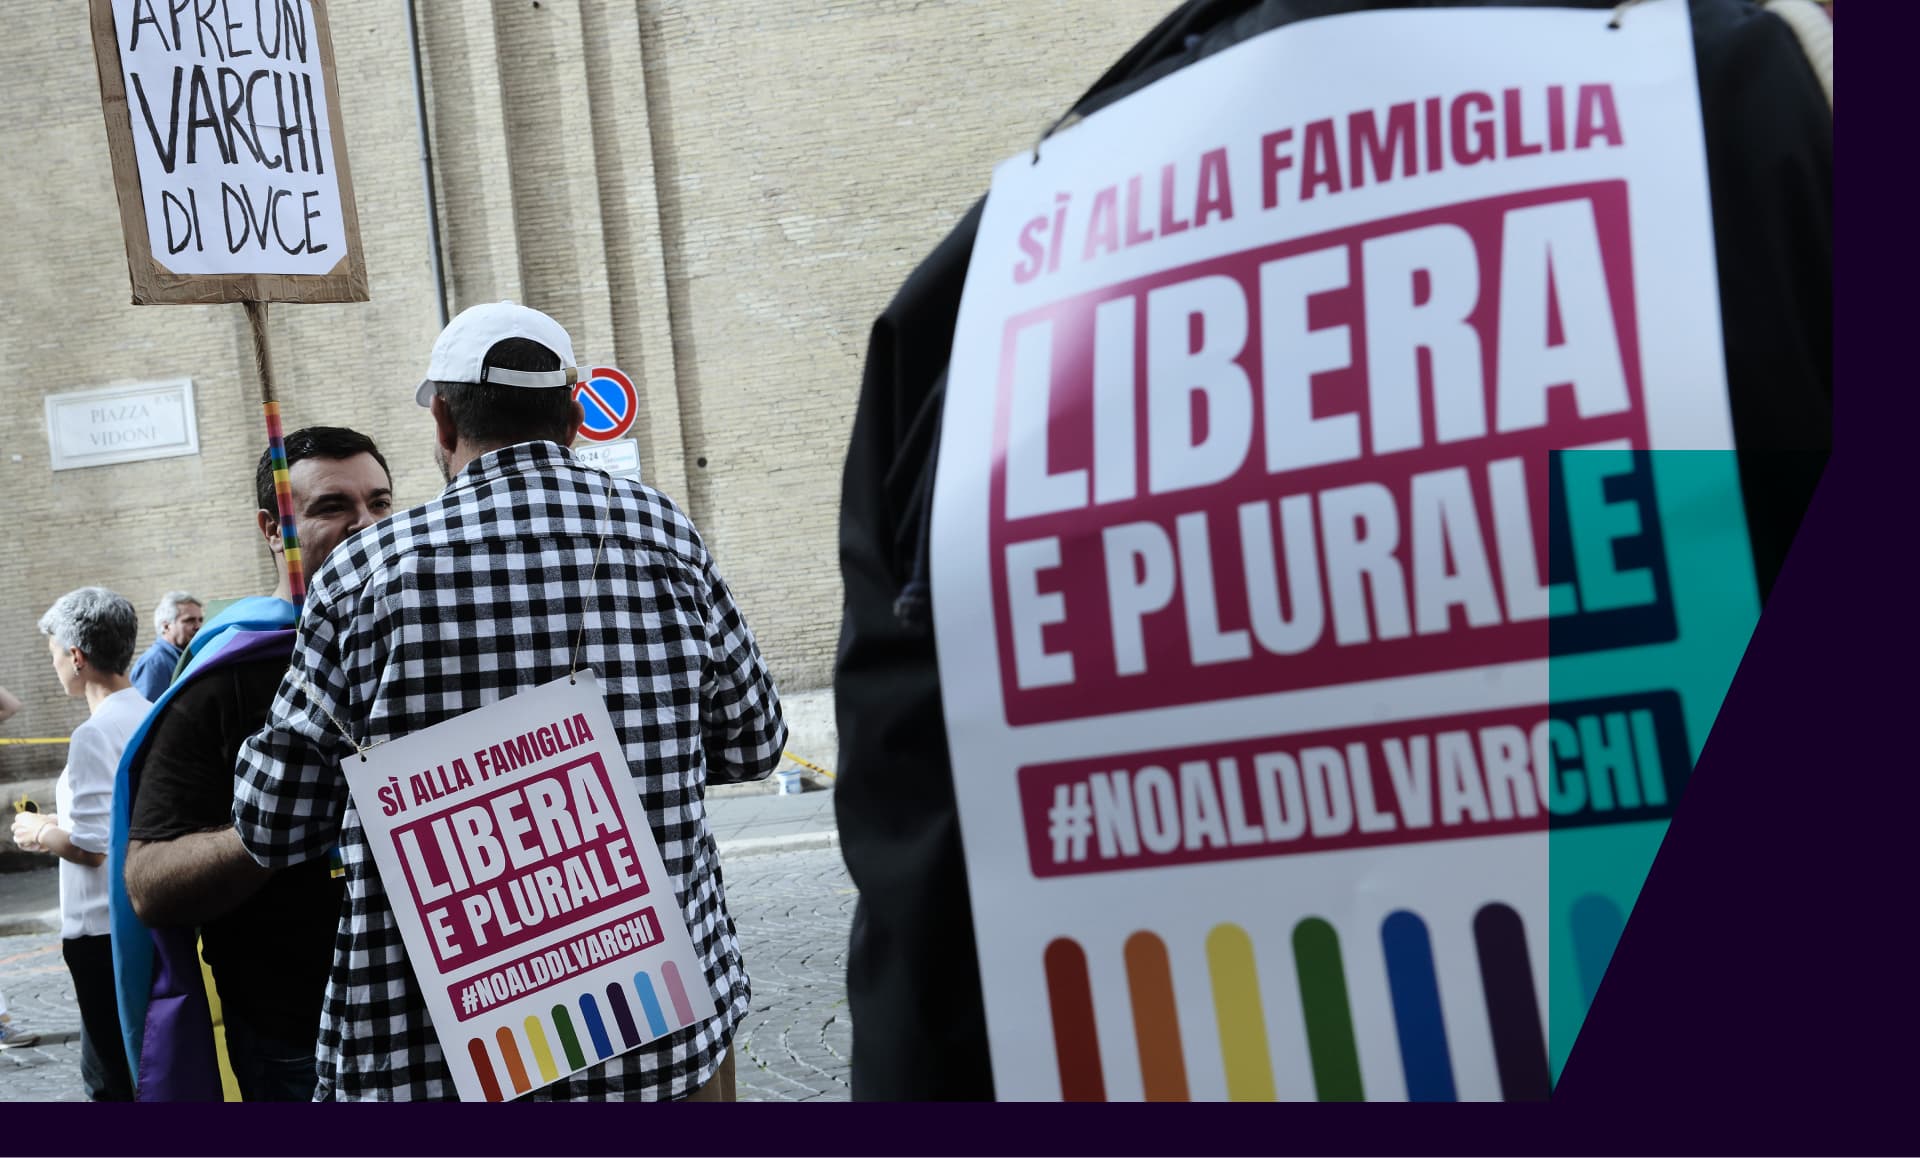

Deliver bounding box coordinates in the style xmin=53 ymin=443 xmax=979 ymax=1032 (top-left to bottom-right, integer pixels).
xmin=833 ymin=202 xmax=998 ymax=1100
xmin=1693 ymin=0 xmax=1833 ymax=596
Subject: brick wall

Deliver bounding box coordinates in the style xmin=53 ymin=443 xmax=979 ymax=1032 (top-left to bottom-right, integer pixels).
xmin=0 ymin=1 xmax=1173 ymax=780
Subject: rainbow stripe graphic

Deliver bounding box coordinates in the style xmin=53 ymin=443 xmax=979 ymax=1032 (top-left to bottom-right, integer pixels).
xmin=262 ymin=401 xmax=305 ymax=605
xmin=1123 ymin=932 xmax=1188 ymax=1101
xmin=1380 ymin=911 xmax=1455 ymax=1101
xmin=1044 ymin=898 xmax=1587 ymax=1102
xmin=1206 ymin=924 xmax=1273 ymax=1100
xmin=462 ymin=964 xmax=696 ymax=1101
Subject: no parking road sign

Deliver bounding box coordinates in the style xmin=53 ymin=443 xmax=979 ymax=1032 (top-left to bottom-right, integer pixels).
xmin=574 ymin=365 xmax=639 ymax=443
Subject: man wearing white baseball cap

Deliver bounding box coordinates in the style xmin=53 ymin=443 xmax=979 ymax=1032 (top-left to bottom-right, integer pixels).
xmin=410 ymin=299 xmax=578 ymax=406
xmin=235 ymin=301 xmax=786 ymax=1101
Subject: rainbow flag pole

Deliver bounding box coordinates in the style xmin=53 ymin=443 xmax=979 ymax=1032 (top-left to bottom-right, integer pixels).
xmin=244 ymin=300 xmax=305 ymax=605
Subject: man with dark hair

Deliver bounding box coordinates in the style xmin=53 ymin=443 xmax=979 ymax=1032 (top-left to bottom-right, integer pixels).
xmin=235 ymin=301 xmax=785 ymax=1101
xmin=111 ymin=425 xmax=393 ymax=1101
xmin=422 ymin=336 xmax=580 ymax=462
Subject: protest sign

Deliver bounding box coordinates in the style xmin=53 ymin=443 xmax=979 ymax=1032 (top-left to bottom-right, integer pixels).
xmin=89 ymin=0 xmax=367 ymax=303
xmin=345 ymin=674 xmax=710 ymax=1102
xmin=932 ymin=0 xmax=1759 ymax=1100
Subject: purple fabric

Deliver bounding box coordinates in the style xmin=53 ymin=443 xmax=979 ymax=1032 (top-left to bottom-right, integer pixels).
xmin=136 ymin=925 xmax=223 ymax=1102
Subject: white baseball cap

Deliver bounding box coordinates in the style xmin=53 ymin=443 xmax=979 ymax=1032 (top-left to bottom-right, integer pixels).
xmin=414 ymin=300 xmax=578 ymax=407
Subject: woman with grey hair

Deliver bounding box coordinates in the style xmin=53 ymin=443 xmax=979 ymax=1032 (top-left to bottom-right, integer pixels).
xmin=11 ymin=587 xmax=148 ymax=1100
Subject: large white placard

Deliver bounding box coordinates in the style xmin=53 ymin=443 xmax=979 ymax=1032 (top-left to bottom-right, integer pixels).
xmin=933 ymin=1 xmax=1753 ymax=1101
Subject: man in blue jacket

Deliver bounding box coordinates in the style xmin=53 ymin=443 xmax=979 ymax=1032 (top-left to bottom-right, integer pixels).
xmin=129 ymin=593 xmax=204 ymax=703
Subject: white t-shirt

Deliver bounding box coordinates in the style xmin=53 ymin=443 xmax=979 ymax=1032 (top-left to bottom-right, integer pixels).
xmin=55 ymin=687 xmax=148 ymax=940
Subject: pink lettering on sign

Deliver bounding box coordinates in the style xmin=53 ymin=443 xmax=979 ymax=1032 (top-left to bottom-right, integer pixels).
xmin=987 ymin=182 xmax=1648 ymax=726
xmin=392 ymin=753 xmax=649 ymax=970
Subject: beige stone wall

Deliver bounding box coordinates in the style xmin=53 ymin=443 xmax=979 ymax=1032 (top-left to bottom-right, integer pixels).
xmin=0 ymin=1 xmax=446 ymax=780
xmin=0 ymin=0 xmax=1172 ymax=781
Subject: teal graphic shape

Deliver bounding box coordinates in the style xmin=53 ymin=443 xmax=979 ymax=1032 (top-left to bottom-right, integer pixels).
xmin=1547 ymin=448 xmax=1760 ymax=1083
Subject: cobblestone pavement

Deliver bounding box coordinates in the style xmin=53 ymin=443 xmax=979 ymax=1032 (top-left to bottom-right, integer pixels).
xmin=0 ymin=935 xmax=86 ymax=1102
xmin=0 ymin=846 xmax=855 ymax=1103
xmin=725 ymin=847 xmax=856 ymax=1101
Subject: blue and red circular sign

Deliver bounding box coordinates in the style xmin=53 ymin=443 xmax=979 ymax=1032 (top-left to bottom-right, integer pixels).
xmin=573 ymin=365 xmax=639 ymax=443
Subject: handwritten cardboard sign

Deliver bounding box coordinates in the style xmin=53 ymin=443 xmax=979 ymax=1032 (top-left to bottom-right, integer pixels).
xmin=89 ymin=0 xmax=367 ymax=303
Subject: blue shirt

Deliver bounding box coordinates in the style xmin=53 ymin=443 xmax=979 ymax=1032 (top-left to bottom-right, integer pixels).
xmin=128 ymin=638 xmax=183 ymax=702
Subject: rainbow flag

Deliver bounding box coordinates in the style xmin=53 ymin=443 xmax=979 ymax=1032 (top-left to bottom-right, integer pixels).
xmin=107 ymin=598 xmax=297 ymax=1100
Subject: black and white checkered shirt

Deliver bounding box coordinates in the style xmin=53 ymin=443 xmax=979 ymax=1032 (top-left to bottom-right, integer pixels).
xmin=234 ymin=441 xmax=785 ymax=1101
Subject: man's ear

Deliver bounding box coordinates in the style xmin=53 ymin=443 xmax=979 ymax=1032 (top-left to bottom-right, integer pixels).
xmin=430 ymin=391 xmax=460 ymax=458
xmin=568 ymin=396 xmax=584 ymax=446
xmin=256 ymin=508 xmax=283 ymax=555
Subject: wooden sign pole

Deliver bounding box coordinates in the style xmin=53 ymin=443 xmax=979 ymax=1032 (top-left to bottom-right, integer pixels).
xmin=244 ymin=300 xmax=307 ymax=605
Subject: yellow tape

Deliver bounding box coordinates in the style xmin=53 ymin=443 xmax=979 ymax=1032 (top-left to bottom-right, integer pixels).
xmin=783 ymin=750 xmax=835 ymax=780
xmin=7 ymin=743 xmax=837 ymax=787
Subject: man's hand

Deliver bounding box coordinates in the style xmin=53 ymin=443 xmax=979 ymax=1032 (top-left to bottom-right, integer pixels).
xmin=126 ymin=827 xmax=274 ymax=927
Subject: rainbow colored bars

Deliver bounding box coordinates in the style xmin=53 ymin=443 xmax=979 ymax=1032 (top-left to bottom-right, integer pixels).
xmin=262 ymin=401 xmax=306 ymax=604
xmin=1044 ymin=902 xmax=1566 ymax=1102
xmin=464 ymin=961 xmax=699 ymax=1101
